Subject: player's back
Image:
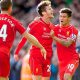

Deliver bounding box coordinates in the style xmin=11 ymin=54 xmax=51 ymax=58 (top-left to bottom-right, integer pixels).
xmin=0 ymin=14 xmax=17 ymax=56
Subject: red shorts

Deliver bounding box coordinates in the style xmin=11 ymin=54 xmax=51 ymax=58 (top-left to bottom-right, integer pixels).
xmin=0 ymin=53 xmax=10 ymax=77
xmin=29 ymin=55 xmax=51 ymax=77
xmin=59 ymin=60 xmax=79 ymax=80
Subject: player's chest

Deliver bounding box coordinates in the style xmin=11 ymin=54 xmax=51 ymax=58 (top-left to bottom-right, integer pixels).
xmin=56 ymin=28 xmax=72 ymax=39
xmin=39 ymin=25 xmax=51 ymax=38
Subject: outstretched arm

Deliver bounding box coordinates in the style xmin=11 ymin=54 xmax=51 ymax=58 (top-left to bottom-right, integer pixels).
xmin=14 ymin=31 xmax=47 ymax=60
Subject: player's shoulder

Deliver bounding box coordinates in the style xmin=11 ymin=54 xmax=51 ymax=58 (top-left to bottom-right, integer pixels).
xmin=0 ymin=14 xmax=16 ymax=24
xmin=8 ymin=15 xmax=18 ymax=22
xmin=54 ymin=24 xmax=60 ymax=29
xmin=70 ymin=25 xmax=78 ymax=31
xmin=0 ymin=14 xmax=11 ymax=19
xmin=70 ymin=25 xmax=78 ymax=34
xmin=55 ymin=24 xmax=60 ymax=27
xmin=28 ymin=19 xmax=42 ymax=27
xmin=6 ymin=14 xmax=20 ymax=23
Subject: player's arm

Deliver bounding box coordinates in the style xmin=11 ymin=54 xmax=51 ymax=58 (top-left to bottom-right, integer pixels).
xmin=15 ymin=37 xmax=27 ymax=55
xmin=14 ymin=37 xmax=27 ymax=61
xmin=22 ymin=31 xmax=46 ymax=59
xmin=53 ymin=36 xmax=74 ymax=47
xmin=15 ymin=20 xmax=46 ymax=59
xmin=50 ymin=30 xmax=75 ymax=47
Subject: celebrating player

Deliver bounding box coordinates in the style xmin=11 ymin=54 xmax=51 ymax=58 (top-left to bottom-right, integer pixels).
xmin=14 ymin=1 xmax=54 ymax=80
xmin=0 ymin=0 xmax=46 ymax=80
xmin=50 ymin=8 xmax=79 ymax=80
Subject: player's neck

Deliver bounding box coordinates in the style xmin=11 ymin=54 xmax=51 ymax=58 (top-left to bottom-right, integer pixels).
xmin=41 ymin=17 xmax=50 ymax=24
xmin=1 ymin=11 xmax=9 ymax=15
xmin=60 ymin=23 xmax=70 ymax=28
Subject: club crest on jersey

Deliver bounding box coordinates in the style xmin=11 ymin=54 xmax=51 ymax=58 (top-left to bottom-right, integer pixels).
xmin=43 ymin=27 xmax=46 ymax=31
xmin=36 ymin=68 xmax=38 ymax=73
xmin=67 ymin=31 xmax=70 ymax=36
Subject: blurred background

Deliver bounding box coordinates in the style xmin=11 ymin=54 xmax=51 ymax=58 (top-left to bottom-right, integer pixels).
xmin=6 ymin=0 xmax=80 ymax=80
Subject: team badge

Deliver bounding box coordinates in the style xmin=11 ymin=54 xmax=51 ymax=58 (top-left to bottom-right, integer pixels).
xmin=67 ymin=31 xmax=70 ymax=36
xmin=44 ymin=27 xmax=46 ymax=31
xmin=36 ymin=68 xmax=38 ymax=73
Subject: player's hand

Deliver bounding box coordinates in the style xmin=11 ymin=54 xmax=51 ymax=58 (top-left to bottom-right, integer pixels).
xmin=50 ymin=30 xmax=54 ymax=37
xmin=40 ymin=47 xmax=47 ymax=60
xmin=14 ymin=54 xmax=19 ymax=61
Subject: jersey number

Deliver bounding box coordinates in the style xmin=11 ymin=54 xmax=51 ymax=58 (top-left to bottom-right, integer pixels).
xmin=0 ymin=24 xmax=7 ymax=41
xmin=47 ymin=65 xmax=51 ymax=72
xmin=68 ymin=64 xmax=74 ymax=72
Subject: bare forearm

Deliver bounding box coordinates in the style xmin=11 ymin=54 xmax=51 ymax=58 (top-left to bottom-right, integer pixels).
xmin=23 ymin=31 xmax=43 ymax=49
xmin=50 ymin=30 xmax=73 ymax=47
xmin=52 ymin=36 xmax=73 ymax=47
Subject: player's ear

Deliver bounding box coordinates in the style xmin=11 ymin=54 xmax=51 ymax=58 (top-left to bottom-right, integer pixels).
xmin=68 ymin=17 xmax=71 ymax=22
xmin=42 ymin=11 xmax=46 ymax=16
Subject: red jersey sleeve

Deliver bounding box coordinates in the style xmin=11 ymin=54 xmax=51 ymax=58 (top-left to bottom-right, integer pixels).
xmin=69 ymin=26 xmax=78 ymax=41
xmin=26 ymin=21 xmax=40 ymax=36
xmin=15 ymin=37 xmax=27 ymax=55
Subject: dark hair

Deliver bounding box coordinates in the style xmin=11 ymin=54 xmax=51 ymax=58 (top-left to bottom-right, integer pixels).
xmin=37 ymin=1 xmax=51 ymax=16
xmin=1 ymin=0 xmax=12 ymax=11
xmin=59 ymin=8 xmax=72 ymax=17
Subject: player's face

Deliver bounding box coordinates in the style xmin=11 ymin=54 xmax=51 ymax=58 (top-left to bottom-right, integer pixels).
xmin=44 ymin=5 xmax=54 ymax=18
xmin=59 ymin=13 xmax=71 ymax=26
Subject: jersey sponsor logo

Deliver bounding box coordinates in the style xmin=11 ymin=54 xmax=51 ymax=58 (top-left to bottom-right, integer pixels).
xmin=42 ymin=32 xmax=51 ymax=38
xmin=58 ymin=34 xmax=67 ymax=39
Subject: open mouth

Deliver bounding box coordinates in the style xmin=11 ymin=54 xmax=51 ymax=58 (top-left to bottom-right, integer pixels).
xmin=61 ymin=21 xmax=63 ymax=22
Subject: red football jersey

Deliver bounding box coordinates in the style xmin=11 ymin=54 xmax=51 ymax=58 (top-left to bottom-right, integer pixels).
xmin=0 ymin=14 xmax=25 ymax=56
xmin=27 ymin=18 xmax=54 ymax=58
xmin=54 ymin=24 xmax=79 ymax=63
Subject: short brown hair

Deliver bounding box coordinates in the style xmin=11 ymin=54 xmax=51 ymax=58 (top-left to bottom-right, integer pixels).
xmin=59 ymin=8 xmax=72 ymax=17
xmin=1 ymin=0 xmax=12 ymax=11
xmin=37 ymin=1 xmax=51 ymax=16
